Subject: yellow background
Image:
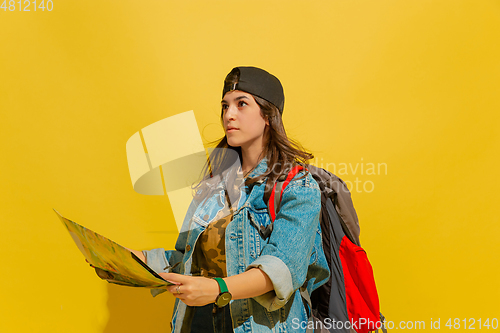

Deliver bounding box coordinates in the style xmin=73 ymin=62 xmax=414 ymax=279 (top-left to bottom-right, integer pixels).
xmin=1 ymin=1 xmax=499 ymax=332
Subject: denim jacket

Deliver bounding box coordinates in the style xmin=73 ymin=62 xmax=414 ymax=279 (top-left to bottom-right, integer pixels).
xmin=143 ymin=157 xmax=330 ymax=332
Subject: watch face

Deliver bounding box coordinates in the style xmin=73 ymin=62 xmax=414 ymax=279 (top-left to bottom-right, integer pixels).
xmin=216 ymin=292 xmax=232 ymax=307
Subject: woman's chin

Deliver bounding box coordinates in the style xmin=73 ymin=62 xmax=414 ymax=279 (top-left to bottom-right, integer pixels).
xmin=227 ymin=139 xmax=242 ymax=147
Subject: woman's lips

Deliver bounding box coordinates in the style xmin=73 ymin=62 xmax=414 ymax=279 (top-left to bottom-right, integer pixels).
xmin=227 ymin=128 xmax=239 ymax=133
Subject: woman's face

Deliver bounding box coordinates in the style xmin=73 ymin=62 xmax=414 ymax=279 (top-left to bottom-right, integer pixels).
xmin=222 ymin=90 xmax=269 ymax=151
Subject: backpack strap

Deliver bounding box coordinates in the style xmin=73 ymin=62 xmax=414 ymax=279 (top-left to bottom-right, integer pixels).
xmin=301 ymin=286 xmax=331 ymax=333
xmin=300 ymin=287 xmax=314 ymax=333
xmin=258 ymin=165 xmax=304 ymax=240
xmin=268 ymin=165 xmax=304 ymax=222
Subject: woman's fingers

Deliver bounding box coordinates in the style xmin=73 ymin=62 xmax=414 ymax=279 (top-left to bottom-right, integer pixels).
xmin=94 ymin=267 xmax=114 ymax=280
xmin=159 ymin=272 xmax=186 ymax=282
xmin=158 ymin=274 xmax=220 ymax=306
xmin=158 ymin=272 xmax=185 ymax=285
xmin=85 ymin=259 xmax=95 ymax=268
xmin=168 ymin=283 xmax=183 ymax=296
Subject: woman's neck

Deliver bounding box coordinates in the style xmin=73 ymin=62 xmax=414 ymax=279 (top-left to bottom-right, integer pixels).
xmin=241 ymin=146 xmax=264 ymax=176
xmin=240 ymin=128 xmax=269 ymax=176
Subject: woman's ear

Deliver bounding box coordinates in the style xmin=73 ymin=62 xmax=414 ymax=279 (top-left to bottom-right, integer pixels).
xmin=265 ymin=116 xmax=270 ymax=126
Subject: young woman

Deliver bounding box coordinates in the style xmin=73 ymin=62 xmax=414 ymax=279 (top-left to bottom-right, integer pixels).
xmin=130 ymin=66 xmax=330 ymax=332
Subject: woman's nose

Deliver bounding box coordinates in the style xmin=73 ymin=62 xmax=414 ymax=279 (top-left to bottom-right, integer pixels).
xmin=225 ymin=105 xmax=237 ymax=120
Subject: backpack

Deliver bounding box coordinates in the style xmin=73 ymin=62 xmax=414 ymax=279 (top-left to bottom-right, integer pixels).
xmin=264 ymin=164 xmax=386 ymax=333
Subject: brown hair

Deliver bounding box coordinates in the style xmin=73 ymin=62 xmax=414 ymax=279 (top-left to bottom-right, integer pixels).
xmin=193 ymin=70 xmax=313 ymax=201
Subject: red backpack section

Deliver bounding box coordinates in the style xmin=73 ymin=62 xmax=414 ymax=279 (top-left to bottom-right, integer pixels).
xmin=340 ymin=237 xmax=380 ymax=333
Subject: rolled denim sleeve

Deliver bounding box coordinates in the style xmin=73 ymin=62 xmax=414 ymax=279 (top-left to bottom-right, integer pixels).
xmin=141 ymin=247 xmax=185 ymax=297
xmin=246 ymin=176 xmax=321 ymax=311
xmin=138 ymin=248 xmax=172 ymax=297
xmin=142 ymin=248 xmax=172 ymax=274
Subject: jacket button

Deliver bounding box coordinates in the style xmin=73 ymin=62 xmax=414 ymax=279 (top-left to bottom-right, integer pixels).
xmin=186 ymin=245 xmax=191 ymax=252
xmin=203 ymin=214 xmax=209 ymax=221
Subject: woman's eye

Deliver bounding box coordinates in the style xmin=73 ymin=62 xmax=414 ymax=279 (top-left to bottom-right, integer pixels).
xmin=238 ymin=101 xmax=247 ymax=107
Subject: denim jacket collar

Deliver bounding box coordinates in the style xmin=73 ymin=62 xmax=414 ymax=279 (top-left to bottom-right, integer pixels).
xmin=246 ymin=156 xmax=269 ymax=179
xmin=220 ymin=156 xmax=269 ymax=193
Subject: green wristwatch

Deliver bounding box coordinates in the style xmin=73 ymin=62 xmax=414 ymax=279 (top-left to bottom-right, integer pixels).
xmin=213 ymin=277 xmax=232 ymax=307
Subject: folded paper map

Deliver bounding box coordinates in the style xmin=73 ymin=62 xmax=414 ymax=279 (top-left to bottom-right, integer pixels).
xmin=55 ymin=209 xmax=172 ymax=288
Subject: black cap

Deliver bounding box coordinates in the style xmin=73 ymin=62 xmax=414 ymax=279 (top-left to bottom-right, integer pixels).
xmin=222 ymin=66 xmax=285 ymax=114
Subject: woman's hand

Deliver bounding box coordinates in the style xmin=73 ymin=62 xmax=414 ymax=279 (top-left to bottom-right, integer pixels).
xmin=159 ymin=272 xmax=220 ymax=307
xmin=85 ymin=259 xmax=107 ymax=279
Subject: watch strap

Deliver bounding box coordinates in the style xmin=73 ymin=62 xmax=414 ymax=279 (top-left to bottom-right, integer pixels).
xmin=213 ymin=277 xmax=229 ymax=294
